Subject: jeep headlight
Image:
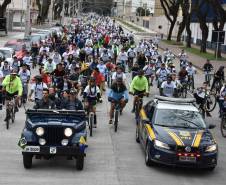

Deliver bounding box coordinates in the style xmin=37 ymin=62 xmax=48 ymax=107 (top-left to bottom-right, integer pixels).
xmin=154 ymin=140 xmax=170 ymax=150
xmin=205 ymin=144 xmax=217 ymax=152
xmin=36 ymin=127 xmax=44 ymax=136
xmin=64 ymin=128 xmax=73 ymax=137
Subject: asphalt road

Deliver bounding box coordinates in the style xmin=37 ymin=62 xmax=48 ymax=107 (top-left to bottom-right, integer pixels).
xmin=0 ymin=32 xmax=226 ymax=185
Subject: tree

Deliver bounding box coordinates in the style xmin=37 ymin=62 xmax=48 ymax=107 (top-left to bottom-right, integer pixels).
xmin=0 ymin=0 xmax=11 ymax=18
xmin=209 ymin=0 xmax=226 ymax=58
xmin=136 ymin=7 xmax=151 ymax=17
xmin=36 ymin=0 xmax=51 ymax=21
xmin=176 ymin=0 xmax=192 ymax=48
xmin=192 ymin=0 xmax=209 ymax=53
xmin=160 ymin=0 xmax=180 ymax=41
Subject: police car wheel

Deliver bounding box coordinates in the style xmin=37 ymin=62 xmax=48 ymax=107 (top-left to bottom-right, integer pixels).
xmin=206 ymin=167 xmax=215 ymax=171
xmin=136 ymin=126 xmax=140 ymax=143
xmin=145 ymin=143 xmax=153 ymax=166
xmin=76 ymin=155 xmax=84 ymax=170
xmin=23 ymin=154 xmax=33 ymax=169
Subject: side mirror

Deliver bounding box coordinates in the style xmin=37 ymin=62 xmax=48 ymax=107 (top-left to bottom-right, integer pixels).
xmin=208 ymin=124 xmax=216 ymax=129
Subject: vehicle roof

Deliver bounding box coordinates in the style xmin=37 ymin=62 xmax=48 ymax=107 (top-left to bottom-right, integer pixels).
xmin=0 ymin=47 xmax=14 ymax=51
xmin=156 ymin=102 xmax=199 ymax=112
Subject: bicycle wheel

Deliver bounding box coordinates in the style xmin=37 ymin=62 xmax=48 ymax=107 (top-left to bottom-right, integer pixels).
xmin=12 ymin=108 xmax=15 ymax=123
xmin=182 ymin=86 xmax=187 ymax=98
xmin=206 ymin=94 xmax=216 ymax=112
xmin=89 ymin=114 xmax=93 ymax=137
xmin=6 ymin=110 xmax=10 ymax=129
xmin=114 ymin=110 xmax=119 ymax=132
xmin=220 ymin=117 xmax=226 ymax=138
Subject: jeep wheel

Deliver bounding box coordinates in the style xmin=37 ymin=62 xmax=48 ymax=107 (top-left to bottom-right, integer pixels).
xmin=23 ymin=154 xmax=33 ymax=169
xmin=76 ymin=155 xmax=84 ymax=170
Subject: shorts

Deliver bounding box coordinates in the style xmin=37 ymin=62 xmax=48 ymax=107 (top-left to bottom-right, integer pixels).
xmin=6 ymin=91 xmax=18 ymax=101
xmin=134 ymin=89 xmax=145 ymax=97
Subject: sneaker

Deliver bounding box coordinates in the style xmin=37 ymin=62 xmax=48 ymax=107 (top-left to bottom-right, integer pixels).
xmin=109 ymin=119 xmax=113 ymax=124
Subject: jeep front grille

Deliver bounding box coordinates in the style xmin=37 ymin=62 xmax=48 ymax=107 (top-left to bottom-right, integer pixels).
xmin=45 ymin=127 xmax=64 ymax=145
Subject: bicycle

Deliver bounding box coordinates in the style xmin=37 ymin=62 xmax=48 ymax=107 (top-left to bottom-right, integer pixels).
xmin=134 ymin=93 xmax=145 ymax=125
xmin=204 ymin=71 xmax=214 ymax=86
xmin=113 ymin=101 xmax=121 ymax=132
xmin=221 ymin=112 xmax=226 ymax=138
xmin=211 ymin=79 xmax=223 ymax=95
xmin=85 ymin=101 xmax=96 ymax=137
xmin=5 ymin=96 xmax=17 ymax=129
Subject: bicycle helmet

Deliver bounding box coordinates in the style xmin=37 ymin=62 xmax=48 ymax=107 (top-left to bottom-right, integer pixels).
xmin=34 ymin=75 xmax=42 ymax=81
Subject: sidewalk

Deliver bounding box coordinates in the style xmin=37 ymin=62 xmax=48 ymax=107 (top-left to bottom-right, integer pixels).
xmin=118 ymin=19 xmax=226 ymax=72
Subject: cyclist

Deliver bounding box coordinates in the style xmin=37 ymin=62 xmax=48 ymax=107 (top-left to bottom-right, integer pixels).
xmin=127 ymin=46 xmax=136 ymax=71
xmin=129 ymin=70 xmax=149 ymax=113
xmin=2 ymin=70 xmax=23 ymax=117
xmin=194 ymin=82 xmax=211 ymax=117
xmin=156 ymin=63 xmax=170 ymax=88
xmin=22 ymin=51 xmax=32 ymax=69
xmin=28 ymin=75 xmax=48 ymax=102
xmin=117 ymin=48 xmax=128 ymax=70
xmin=143 ymin=60 xmax=155 ymax=86
xmin=186 ymin=62 xmax=196 ymax=91
xmin=44 ymin=58 xmax=56 ymax=74
xmin=33 ymin=88 xmax=55 ymax=109
xmin=18 ymin=64 xmax=31 ymax=103
xmin=108 ymin=77 xmax=129 ymax=124
xmin=203 ymin=59 xmax=213 ymax=86
xmin=83 ymin=77 xmax=101 ymax=127
xmin=1 ymin=61 xmax=12 ymax=78
xmin=219 ymin=84 xmax=226 ymax=117
xmin=178 ymin=66 xmax=188 ymax=84
xmin=178 ymin=49 xmax=188 ymax=68
xmin=112 ymin=65 xmax=126 ymax=84
xmin=211 ymin=66 xmax=225 ymax=92
xmin=100 ymin=49 xmax=111 ymax=63
xmin=160 ymin=75 xmax=177 ymax=97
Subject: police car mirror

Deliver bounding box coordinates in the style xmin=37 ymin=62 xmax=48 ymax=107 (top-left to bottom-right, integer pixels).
xmin=208 ymin=124 xmax=216 ymax=129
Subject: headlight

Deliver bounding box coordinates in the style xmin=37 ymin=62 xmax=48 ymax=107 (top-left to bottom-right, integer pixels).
xmin=61 ymin=139 xmax=69 ymax=146
xmin=39 ymin=138 xmax=46 ymax=145
xmin=64 ymin=128 xmax=73 ymax=137
xmin=205 ymin=144 xmax=217 ymax=152
xmin=36 ymin=127 xmax=44 ymax=136
xmin=154 ymin=140 xmax=170 ymax=150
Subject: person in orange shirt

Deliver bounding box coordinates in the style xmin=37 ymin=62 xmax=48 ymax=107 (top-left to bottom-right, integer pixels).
xmin=92 ymin=68 xmax=105 ymax=95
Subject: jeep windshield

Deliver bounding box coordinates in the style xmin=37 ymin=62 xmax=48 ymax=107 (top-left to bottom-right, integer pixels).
xmin=154 ymin=109 xmax=206 ymax=129
xmin=27 ymin=114 xmax=85 ymax=124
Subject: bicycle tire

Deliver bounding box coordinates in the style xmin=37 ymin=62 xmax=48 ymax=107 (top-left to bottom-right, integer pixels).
xmin=89 ymin=114 xmax=93 ymax=137
xmin=6 ymin=110 xmax=10 ymax=129
xmin=114 ymin=110 xmax=119 ymax=132
xmin=12 ymin=109 xmax=15 ymax=123
xmin=221 ymin=117 xmax=226 ymax=138
xmin=182 ymin=86 xmax=187 ymax=98
xmin=206 ymin=94 xmax=216 ymax=112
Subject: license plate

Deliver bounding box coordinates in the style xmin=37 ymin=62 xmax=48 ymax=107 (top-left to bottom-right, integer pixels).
xmin=179 ymin=156 xmax=196 ymax=162
xmin=50 ymin=147 xmax=57 ymax=154
xmin=24 ymin=146 xmax=40 ymax=153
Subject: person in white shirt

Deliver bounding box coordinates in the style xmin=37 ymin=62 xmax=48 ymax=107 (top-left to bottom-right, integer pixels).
xmin=186 ymin=62 xmax=196 ymax=90
xmin=39 ymin=45 xmax=50 ymax=54
xmin=23 ymin=52 xmax=32 ymax=68
xmin=51 ymin=51 xmax=62 ymax=65
xmin=112 ymin=66 xmax=126 ymax=84
xmin=62 ymin=49 xmax=70 ymax=62
xmin=117 ymin=48 xmax=128 ymax=69
xmin=160 ymin=76 xmax=176 ymax=97
xmin=28 ymin=75 xmax=48 ymax=102
xmin=44 ymin=58 xmax=56 ymax=73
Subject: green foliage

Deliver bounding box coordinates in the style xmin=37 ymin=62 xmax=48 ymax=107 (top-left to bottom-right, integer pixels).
xmin=136 ymin=7 xmax=150 ymax=16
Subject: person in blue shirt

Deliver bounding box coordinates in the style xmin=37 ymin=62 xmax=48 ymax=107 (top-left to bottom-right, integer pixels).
xmin=108 ymin=77 xmax=129 ymax=124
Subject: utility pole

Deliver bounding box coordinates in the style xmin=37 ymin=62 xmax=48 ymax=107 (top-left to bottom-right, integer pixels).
xmin=24 ymin=0 xmax=31 ymax=37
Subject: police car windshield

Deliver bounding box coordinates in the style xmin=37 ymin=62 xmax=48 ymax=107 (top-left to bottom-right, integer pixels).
xmin=154 ymin=109 xmax=206 ymax=129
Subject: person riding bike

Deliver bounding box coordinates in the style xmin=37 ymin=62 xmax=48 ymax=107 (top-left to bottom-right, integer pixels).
xmin=127 ymin=46 xmax=136 ymax=71
xmin=186 ymin=62 xmax=196 ymax=91
xmin=2 ymin=70 xmax=23 ymax=120
xmin=203 ymin=59 xmax=213 ymax=85
xmin=112 ymin=65 xmax=126 ymax=84
xmin=211 ymin=66 xmax=225 ymax=92
xmin=129 ymin=70 xmax=149 ymax=113
xmin=160 ymin=75 xmax=177 ymax=97
xmin=156 ymin=63 xmax=170 ymax=88
xmin=108 ymin=77 xmax=129 ymax=124
xmin=83 ymin=77 xmax=102 ymax=128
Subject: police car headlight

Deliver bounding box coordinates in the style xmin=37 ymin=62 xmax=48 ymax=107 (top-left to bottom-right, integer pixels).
xmin=205 ymin=144 xmax=217 ymax=152
xmin=64 ymin=128 xmax=73 ymax=137
xmin=36 ymin=127 xmax=44 ymax=136
xmin=154 ymin=140 xmax=170 ymax=150
xmin=61 ymin=139 xmax=69 ymax=146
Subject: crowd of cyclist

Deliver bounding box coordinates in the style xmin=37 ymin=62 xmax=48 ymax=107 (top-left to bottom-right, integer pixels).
xmin=0 ymin=14 xmax=226 ymax=127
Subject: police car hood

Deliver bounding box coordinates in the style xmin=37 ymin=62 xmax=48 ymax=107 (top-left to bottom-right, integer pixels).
xmin=154 ymin=125 xmax=215 ymax=147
